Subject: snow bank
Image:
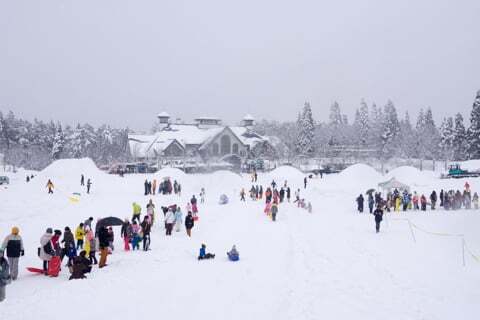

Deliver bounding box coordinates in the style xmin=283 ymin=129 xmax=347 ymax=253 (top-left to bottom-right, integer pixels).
xmin=386 ymin=166 xmax=438 ymax=186
xmin=338 ymin=163 xmax=382 ymax=182
xmin=153 ymin=167 xmax=187 ymax=181
xmin=38 ymin=158 xmax=103 ymax=180
xmin=267 ymin=165 xmax=305 ymax=183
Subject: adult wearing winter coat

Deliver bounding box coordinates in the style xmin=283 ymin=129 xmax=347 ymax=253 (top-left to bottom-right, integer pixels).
xmin=69 ymin=250 xmax=92 ymax=280
xmin=75 ymin=223 xmax=85 ymax=250
xmin=356 ymin=194 xmax=364 ymax=213
xmin=0 ymin=250 xmax=11 ymax=302
xmin=420 ymin=195 xmax=427 ymax=211
xmin=430 ymin=191 xmax=437 ymax=210
xmin=412 ymin=192 xmax=419 ymax=210
xmin=121 ymin=219 xmax=132 ymax=251
xmin=61 ymin=227 xmax=75 ymax=266
xmin=368 ymin=194 xmax=374 ymax=214
xmin=164 ymin=209 xmax=175 ymax=236
xmin=86 ymin=179 xmax=92 ymax=194
xmin=98 ymin=226 xmax=109 ymax=268
xmin=373 ymin=206 xmax=384 ymax=233
xmin=132 ymin=202 xmax=142 ymax=223
xmin=46 ymin=179 xmax=54 ymax=194
xmin=141 ymin=217 xmax=151 ymax=251
xmin=286 ymin=187 xmax=290 ymax=202
xmin=39 ymin=228 xmax=54 ymax=274
xmin=473 ymin=192 xmax=479 ymax=210
xmin=174 ymin=207 xmax=183 ymax=232
xmin=1 ymin=227 xmax=24 ymax=280
xmin=185 ymin=212 xmax=194 ymax=237
xmin=84 ymin=217 xmax=94 ymax=230
xmin=191 ymin=195 xmax=198 ymax=214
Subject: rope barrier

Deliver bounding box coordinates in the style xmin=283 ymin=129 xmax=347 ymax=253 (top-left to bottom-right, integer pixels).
xmin=390 ymin=217 xmax=479 ymax=266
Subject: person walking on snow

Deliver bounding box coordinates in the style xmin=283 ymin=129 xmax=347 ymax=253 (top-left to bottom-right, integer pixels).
xmin=473 ymin=192 xmax=479 ymax=209
xmin=85 ymin=227 xmax=97 ymax=264
xmin=368 ymin=193 xmax=374 ymax=214
xmin=46 ymin=179 xmax=54 ymax=194
xmin=240 ymin=189 xmax=246 ymax=201
xmin=286 ymin=187 xmax=290 ymax=202
xmin=131 ymin=222 xmax=141 ymax=250
xmin=373 ymin=205 xmax=384 ymax=233
xmin=1 ymin=227 xmax=24 ymax=281
xmin=141 ymin=216 xmax=151 ymax=251
xmin=75 ymin=223 xmax=85 ymax=250
xmin=271 ymin=203 xmax=278 ymax=221
xmin=81 ymin=174 xmax=85 ymax=186
xmin=165 ymin=208 xmax=175 ymax=236
xmin=121 ymin=219 xmax=132 ymax=251
xmin=174 ymin=207 xmax=183 ymax=232
xmin=200 ymin=188 xmax=206 ymax=203
xmin=430 ymin=191 xmax=437 ymax=210
xmin=132 ymin=202 xmax=142 ymax=223
xmin=304 ymin=177 xmax=307 ymax=189
xmin=420 ymin=194 xmax=427 ymax=211
xmin=86 ymin=179 xmax=92 ymax=194
xmin=356 ymin=194 xmax=364 ymax=213
xmin=185 ymin=211 xmax=194 ymax=237
xmin=0 ymin=250 xmax=11 ymax=302
xmin=60 ymin=226 xmax=75 ymax=266
xmin=191 ymin=195 xmax=198 ymax=214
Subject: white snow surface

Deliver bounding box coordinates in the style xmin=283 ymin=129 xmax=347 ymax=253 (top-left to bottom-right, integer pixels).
xmin=0 ymin=160 xmax=480 ymax=319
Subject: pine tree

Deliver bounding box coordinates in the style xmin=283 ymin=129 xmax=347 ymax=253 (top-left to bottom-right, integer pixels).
xmin=423 ymin=108 xmax=440 ymax=160
xmin=295 ymin=102 xmax=315 ymax=156
xmin=399 ymin=111 xmax=415 ymax=158
xmin=380 ymin=100 xmax=400 ymax=160
xmin=468 ymin=90 xmax=480 ymax=159
xmin=51 ymin=123 xmax=65 ymax=160
xmin=453 ymin=113 xmax=468 ymax=161
xmin=439 ymin=117 xmax=454 ymax=163
xmin=353 ymin=100 xmax=370 ymax=146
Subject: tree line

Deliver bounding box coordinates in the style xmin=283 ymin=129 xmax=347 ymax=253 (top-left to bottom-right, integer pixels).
xmin=0 ymin=112 xmax=130 ymax=170
xmin=254 ymin=90 xmax=480 ymax=164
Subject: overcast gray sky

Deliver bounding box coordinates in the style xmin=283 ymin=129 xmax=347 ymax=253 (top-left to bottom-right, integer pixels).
xmin=1 ymin=0 xmax=479 ymax=131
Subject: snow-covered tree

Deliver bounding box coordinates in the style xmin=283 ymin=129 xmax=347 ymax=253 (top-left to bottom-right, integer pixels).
xmin=353 ymin=100 xmax=369 ymax=146
xmin=51 ymin=123 xmax=65 ymax=160
xmin=468 ymin=90 xmax=480 ymax=159
xmin=439 ymin=117 xmax=454 ymax=163
xmin=380 ymin=100 xmax=400 ymax=160
xmin=295 ymin=102 xmax=315 ymax=156
xmin=453 ymin=113 xmax=468 ymax=161
xmin=399 ymin=111 xmax=415 ymax=158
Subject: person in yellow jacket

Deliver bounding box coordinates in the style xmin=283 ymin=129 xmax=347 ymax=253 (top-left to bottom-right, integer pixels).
xmin=75 ymin=223 xmax=85 ymax=250
xmin=132 ymin=202 xmax=142 ymax=223
xmin=395 ymin=196 xmax=401 ymax=212
xmin=84 ymin=226 xmax=91 ymax=256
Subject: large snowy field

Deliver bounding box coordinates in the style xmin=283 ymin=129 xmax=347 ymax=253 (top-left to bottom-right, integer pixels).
xmin=1 ymin=159 xmax=479 ymax=320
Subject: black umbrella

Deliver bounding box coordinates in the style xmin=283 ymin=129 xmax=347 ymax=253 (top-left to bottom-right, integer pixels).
xmin=96 ymin=216 xmax=123 ymax=229
xmin=366 ymin=188 xmax=375 ymax=195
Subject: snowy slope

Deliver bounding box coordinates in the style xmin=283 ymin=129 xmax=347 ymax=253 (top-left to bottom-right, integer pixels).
xmin=0 ymin=160 xmax=479 ymax=319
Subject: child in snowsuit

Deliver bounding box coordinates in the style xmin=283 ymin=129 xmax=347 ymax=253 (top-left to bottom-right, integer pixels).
xmin=227 ymin=245 xmax=239 ymax=261
xmin=185 ymin=212 xmax=194 ymax=237
xmin=198 ymin=244 xmax=215 ymax=260
xmin=75 ymin=223 xmax=85 ymax=250
xmin=131 ymin=222 xmax=141 ymax=250
xmin=86 ymin=228 xmax=97 ymax=265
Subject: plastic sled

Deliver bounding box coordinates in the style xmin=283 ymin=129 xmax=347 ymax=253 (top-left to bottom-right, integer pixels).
xmin=47 ymin=256 xmax=61 ymax=277
xmin=27 ymin=267 xmax=45 ymax=274
xmin=227 ymin=254 xmax=239 ymax=262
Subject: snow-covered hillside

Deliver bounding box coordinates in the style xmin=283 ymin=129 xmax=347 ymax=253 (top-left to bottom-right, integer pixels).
xmin=0 ymin=160 xmax=479 ymax=319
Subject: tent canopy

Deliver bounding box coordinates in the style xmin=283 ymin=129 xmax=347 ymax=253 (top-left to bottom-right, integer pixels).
xmin=378 ymin=177 xmax=410 ymax=192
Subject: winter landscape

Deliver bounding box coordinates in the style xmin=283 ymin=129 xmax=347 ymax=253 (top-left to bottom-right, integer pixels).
xmin=1 ymin=1 xmax=480 ymax=319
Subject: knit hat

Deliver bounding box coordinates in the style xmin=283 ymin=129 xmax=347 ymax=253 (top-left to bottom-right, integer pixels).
xmin=46 ymin=228 xmax=53 ymax=234
xmin=12 ymin=226 xmax=19 ymax=235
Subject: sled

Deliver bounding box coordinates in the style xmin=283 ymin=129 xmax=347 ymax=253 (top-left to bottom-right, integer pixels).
xmin=26 ymin=267 xmax=45 ymax=274
xmin=47 ymin=256 xmax=61 ymax=277
xmin=228 ymin=254 xmax=239 ymax=262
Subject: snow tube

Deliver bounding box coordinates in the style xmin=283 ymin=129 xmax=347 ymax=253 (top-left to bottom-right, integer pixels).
xmin=219 ymin=194 xmax=229 ymax=205
xmin=227 ymin=253 xmax=239 ymax=261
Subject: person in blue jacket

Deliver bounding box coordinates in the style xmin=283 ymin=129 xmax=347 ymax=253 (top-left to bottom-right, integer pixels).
xmin=198 ymin=244 xmax=215 ymax=260
xmin=227 ymin=245 xmax=239 ymax=261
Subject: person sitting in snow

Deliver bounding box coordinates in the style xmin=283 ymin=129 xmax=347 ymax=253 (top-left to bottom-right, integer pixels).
xmin=69 ymin=250 xmax=92 ymax=280
xmin=227 ymin=245 xmax=239 ymax=261
xmin=198 ymin=244 xmax=215 ymax=260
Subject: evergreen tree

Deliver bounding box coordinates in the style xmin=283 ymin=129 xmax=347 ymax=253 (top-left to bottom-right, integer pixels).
xmin=295 ymin=102 xmax=315 ymax=156
xmin=453 ymin=113 xmax=468 ymax=161
xmin=399 ymin=111 xmax=415 ymax=158
xmin=468 ymin=90 xmax=480 ymax=159
xmin=439 ymin=117 xmax=454 ymax=162
xmin=380 ymin=100 xmax=400 ymax=160
xmin=422 ymin=108 xmax=440 ymax=160
xmin=51 ymin=123 xmax=65 ymax=160
xmin=353 ymin=100 xmax=369 ymax=146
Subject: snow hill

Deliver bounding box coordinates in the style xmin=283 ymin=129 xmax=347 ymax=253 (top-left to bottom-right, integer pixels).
xmin=0 ymin=160 xmax=479 ymax=319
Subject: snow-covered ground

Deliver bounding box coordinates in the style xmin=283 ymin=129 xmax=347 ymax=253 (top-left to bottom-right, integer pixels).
xmin=0 ymin=159 xmax=479 ymax=319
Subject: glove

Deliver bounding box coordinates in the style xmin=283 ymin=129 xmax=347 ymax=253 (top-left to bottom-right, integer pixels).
xmin=20 ymin=250 xmax=25 ymax=256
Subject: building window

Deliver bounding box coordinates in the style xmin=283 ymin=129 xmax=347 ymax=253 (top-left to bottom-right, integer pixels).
xmin=232 ymin=143 xmax=239 ymax=154
xmin=213 ymin=143 xmax=219 ymax=155
xmin=240 ymin=150 xmax=246 ymax=157
xmin=220 ymin=135 xmax=231 ymax=155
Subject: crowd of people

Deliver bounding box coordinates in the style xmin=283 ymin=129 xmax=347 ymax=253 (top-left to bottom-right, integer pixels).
xmin=143 ymin=178 xmax=182 ymax=196
xmin=355 ymin=181 xmax=479 ymax=233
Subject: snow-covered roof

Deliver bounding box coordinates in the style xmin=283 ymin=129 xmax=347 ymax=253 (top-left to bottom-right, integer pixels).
xmin=157 ymin=112 xmax=170 ymax=118
xmin=194 ymin=116 xmax=221 ymax=121
xmin=129 ymin=134 xmax=183 ymax=158
xmin=230 ymin=126 xmax=265 ymax=148
xmin=243 ymin=114 xmax=254 ymax=121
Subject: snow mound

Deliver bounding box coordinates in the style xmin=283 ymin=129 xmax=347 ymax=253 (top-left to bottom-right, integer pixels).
xmin=338 ymin=163 xmax=382 ymax=182
xmin=39 ymin=158 xmax=103 ymax=180
xmin=386 ymin=166 xmax=437 ymax=186
xmin=154 ymin=167 xmax=187 ymax=181
xmin=267 ymin=166 xmax=305 ymax=182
